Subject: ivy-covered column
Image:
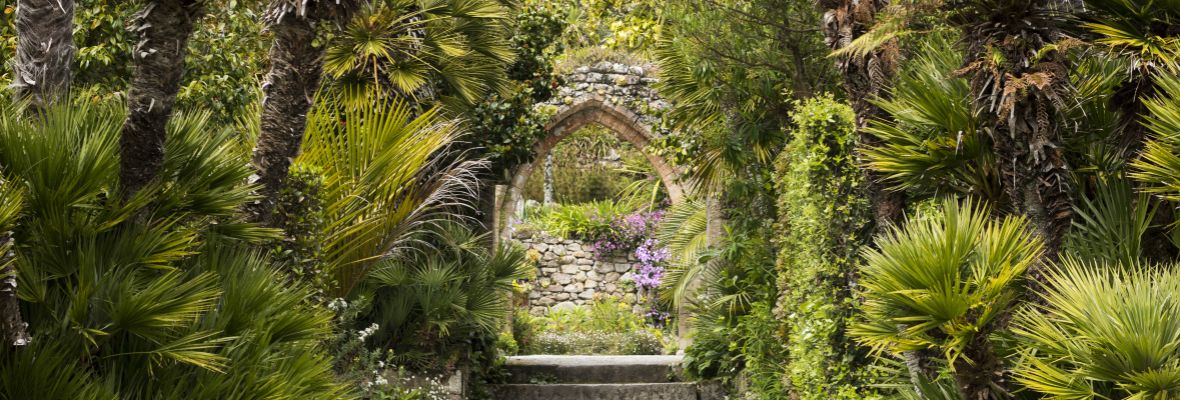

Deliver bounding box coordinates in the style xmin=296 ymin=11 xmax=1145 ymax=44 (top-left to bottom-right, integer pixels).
xmin=773 ymin=96 xmax=877 ymax=399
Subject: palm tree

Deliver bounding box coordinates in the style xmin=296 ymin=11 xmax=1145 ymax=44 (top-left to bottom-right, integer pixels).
xmin=321 ymin=0 xmax=514 ymax=111
xmin=10 ymin=0 xmax=75 ymax=110
xmin=854 ymin=198 xmax=1043 ymax=399
xmin=361 ymin=222 xmax=530 ymax=365
xmin=119 ymin=0 xmax=205 ymax=197
xmin=949 ymin=0 xmax=1074 ymax=264
xmin=249 ymin=0 xmax=365 ymax=225
xmin=819 ymin=0 xmax=907 ymax=227
xmin=1072 ymin=0 xmax=1180 ymax=150
xmin=0 ymin=101 xmax=348 ymax=399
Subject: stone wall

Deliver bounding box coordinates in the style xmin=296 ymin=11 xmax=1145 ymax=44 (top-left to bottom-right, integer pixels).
xmin=514 ymin=233 xmax=643 ymax=315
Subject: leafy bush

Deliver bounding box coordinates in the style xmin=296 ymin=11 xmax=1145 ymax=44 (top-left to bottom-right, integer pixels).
xmin=528 ymin=331 xmax=663 ymax=355
xmin=0 ymin=102 xmax=346 ymax=399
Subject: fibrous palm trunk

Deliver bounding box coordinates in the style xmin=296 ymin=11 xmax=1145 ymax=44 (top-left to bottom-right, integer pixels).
xmin=248 ymin=1 xmax=364 ymax=225
xmin=952 ymin=0 xmax=1072 ymax=397
xmin=820 ymin=0 xmax=933 ymax=387
xmin=956 ymin=0 xmax=1073 ymax=266
xmin=0 ymin=232 xmax=27 ymax=347
xmin=819 ymin=0 xmax=906 ymax=229
xmin=120 ymin=0 xmax=203 ymax=198
xmin=11 ymin=0 xmax=76 ymax=110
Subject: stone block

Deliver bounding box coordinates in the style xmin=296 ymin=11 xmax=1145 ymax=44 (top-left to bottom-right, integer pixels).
xmin=553 ymin=273 xmax=572 ymax=285
xmin=555 ymin=293 xmax=570 ymax=301
xmin=564 ymin=283 xmax=583 ymax=293
xmin=579 ymin=290 xmax=597 ymax=300
xmin=605 ymin=272 xmax=621 ymax=282
xmin=576 ymin=258 xmax=594 ymax=265
xmin=537 ymin=296 xmax=555 ymax=306
xmin=560 ymin=264 xmax=579 ymax=274
xmin=595 ymin=262 xmax=614 ymax=274
xmin=578 ymin=264 xmax=592 ymax=271
xmin=574 ymin=272 xmax=587 ymax=282
xmin=615 ymin=263 xmax=631 ymax=273
xmin=566 ymin=243 xmax=581 ymax=251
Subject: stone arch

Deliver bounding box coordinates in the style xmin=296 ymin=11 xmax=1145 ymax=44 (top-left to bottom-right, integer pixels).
xmin=506 ymin=96 xmax=686 ymax=206
xmin=496 ymin=62 xmax=691 ymax=239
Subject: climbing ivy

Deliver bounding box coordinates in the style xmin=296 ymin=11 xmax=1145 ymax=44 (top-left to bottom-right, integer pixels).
xmin=772 ymin=95 xmax=880 ymax=399
xmin=468 ymin=2 xmax=566 ymax=176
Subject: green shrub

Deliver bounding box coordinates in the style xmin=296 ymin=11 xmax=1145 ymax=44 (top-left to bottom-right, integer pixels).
xmin=514 ymin=298 xmax=673 ymax=355
xmin=360 ymin=223 xmax=532 ymax=369
xmin=773 ymin=95 xmax=877 ymax=399
xmin=528 ymin=331 xmax=664 ymax=355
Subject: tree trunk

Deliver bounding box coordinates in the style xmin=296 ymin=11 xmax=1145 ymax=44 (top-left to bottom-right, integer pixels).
xmin=0 ymin=232 xmax=28 ymax=347
xmin=120 ymin=0 xmax=203 ymax=198
xmin=820 ymin=0 xmax=920 ymax=385
xmin=247 ymin=8 xmax=325 ymax=225
xmin=819 ymin=0 xmax=906 ymax=230
xmin=12 ymin=0 xmax=76 ymax=110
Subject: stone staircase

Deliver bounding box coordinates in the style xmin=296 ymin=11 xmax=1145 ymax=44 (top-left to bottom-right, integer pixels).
xmin=491 ymin=355 xmax=722 ymax=400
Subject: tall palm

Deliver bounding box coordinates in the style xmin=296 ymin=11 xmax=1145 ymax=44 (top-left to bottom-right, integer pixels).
xmin=294 ymin=94 xmax=486 ymax=296
xmin=322 ymin=0 xmax=514 ymax=112
xmin=249 ymin=0 xmax=365 ymax=225
xmin=949 ymin=0 xmax=1075 ymax=263
xmin=120 ymin=0 xmax=205 ymax=197
xmin=11 ymin=0 xmax=75 ymax=110
xmin=819 ymin=0 xmax=907 ymax=227
xmin=863 ymin=34 xmax=1001 ymax=203
xmin=854 ymin=198 xmax=1043 ymax=399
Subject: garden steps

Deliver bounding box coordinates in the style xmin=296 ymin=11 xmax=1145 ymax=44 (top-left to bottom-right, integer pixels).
xmin=493 ymin=355 xmax=721 ymax=400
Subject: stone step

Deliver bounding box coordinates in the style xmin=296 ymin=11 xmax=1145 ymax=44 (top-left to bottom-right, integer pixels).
xmin=503 ymin=355 xmax=683 ymax=384
xmin=491 ymin=383 xmax=699 ymax=400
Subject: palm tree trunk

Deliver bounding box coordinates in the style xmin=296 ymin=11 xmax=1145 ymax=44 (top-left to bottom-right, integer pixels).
xmin=11 ymin=0 xmax=76 ymax=110
xmin=0 ymin=232 xmax=28 ymax=347
xmin=820 ymin=0 xmax=924 ymax=384
xmin=120 ymin=0 xmax=203 ymax=198
xmin=819 ymin=0 xmax=906 ymax=229
xmin=247 ymin=11 xmax=322 ymax=225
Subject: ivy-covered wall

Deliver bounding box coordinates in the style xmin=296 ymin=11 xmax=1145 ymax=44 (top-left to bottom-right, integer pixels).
xmin=772 ymin=95 xmax=877 ymax=399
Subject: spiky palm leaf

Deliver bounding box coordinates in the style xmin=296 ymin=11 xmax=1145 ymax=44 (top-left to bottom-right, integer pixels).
xmin=362 ymin=222 xmax=529 ymax=365
xmin=0 ymin=100 xmax=348 ymax=399
xmin=863 ymin=34 xmax=1001 ymax=203
xmin=854 ymin=198 xmax=1042 ymax=364
xmin=322 ymin=0 xmax=514 ymax=111
xmin=1013 ymin=258 xmax=1180 ymax=399
xmin=1064 ymin=178 xmax=1155 ymax=266
xmin=296 ymin=94 xmax=486 ymax=296
xmin=655 ymin=198 xmax=712 ymax=308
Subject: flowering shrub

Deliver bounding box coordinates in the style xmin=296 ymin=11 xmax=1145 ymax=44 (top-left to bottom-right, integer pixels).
xmin=633 ymin=238 xmax=669 ymax=290
xmin=588 ymin=209 xmax=664 ymax=258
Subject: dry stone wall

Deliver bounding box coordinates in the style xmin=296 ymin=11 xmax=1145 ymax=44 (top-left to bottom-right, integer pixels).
xmin=514 ymin=233 xmax=644 ymax=315
xmin=545 ymin=61 xmax=668 ymax=127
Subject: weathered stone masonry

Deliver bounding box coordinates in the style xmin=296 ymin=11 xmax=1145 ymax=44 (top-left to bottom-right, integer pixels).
xmin=514 ymin=233 xmax=644 ymax=316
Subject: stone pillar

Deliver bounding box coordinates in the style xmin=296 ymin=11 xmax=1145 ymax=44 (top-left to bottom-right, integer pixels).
xmin=543 ymin=153 xmax=554 ymax=205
